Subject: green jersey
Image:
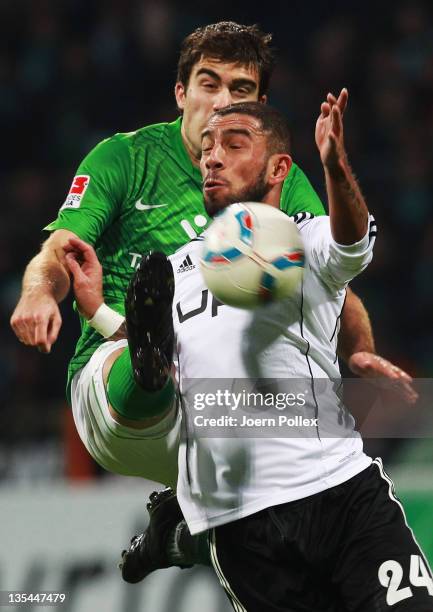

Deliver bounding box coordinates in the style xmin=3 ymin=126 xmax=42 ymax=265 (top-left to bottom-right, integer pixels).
xmin=45 ymin=117 xmax=325 ymax=401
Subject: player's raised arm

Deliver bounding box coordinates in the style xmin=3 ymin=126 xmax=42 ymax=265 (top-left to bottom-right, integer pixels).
xmin=315 ymin=88 xmax=368 ymax=243
xmin=10 ymin=229 xmax=78 ymax=353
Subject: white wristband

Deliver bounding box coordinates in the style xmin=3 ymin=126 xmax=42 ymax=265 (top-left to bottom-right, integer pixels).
xmin=88 ymin=303 xmax=125 ymax=338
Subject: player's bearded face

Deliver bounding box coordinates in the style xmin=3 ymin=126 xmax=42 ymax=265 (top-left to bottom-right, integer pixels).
xmin=203 ymin=164 xmax=270 ymax=217
xmin=200 ymin=113 xmax=272 ymax=217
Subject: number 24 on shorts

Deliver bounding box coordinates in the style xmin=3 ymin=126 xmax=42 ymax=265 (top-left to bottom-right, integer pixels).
xmin=378 ymin=554 xmax=433 ymax=606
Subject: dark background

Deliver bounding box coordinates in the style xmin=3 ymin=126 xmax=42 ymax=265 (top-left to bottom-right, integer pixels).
xmin=1 ymin=0 xmax=432 ymax=478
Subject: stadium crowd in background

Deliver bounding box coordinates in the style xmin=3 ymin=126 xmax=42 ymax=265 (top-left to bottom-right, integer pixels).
xmin=1 ymin=0 xmax=432 ymax=472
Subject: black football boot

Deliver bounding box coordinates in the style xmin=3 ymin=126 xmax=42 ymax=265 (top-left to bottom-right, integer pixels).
xmin=119 ymin=488 xmax=192 ymax=583
xmin=125 ymin=252 xmax=175 ymax=391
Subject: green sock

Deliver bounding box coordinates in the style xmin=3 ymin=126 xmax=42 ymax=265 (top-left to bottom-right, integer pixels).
xmin=106 ymin=349 xmax=175 ymax=420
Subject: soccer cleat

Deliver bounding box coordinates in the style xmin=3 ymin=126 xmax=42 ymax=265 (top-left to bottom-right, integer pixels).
xmin=119 ymin=488 xmax=191 ymax=583
xmin=125 ymin=252 xmax=174 ymax=392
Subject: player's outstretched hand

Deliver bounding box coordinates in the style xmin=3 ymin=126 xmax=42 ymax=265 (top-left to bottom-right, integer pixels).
xmin=10 ymin=293 xmax=62 ymax=354
xmin=64 ymin=236 xmax=104 ymax=319
xmin=348 ymin=351 xmax=419 ymax=405
xmin=315 ymin=88 xmax=348 ymax=172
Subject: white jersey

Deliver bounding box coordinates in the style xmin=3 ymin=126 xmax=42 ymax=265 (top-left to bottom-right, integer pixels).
xmin=169 ymin=213 xmax=376 ymax=534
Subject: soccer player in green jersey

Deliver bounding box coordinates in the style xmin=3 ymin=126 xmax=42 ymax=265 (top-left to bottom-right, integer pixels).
xmin=10 ymin=22 xmax=415 ymax=487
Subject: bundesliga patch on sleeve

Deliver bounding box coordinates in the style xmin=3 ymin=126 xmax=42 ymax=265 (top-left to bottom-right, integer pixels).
xmin=60 ymin=175 xmax=90 ymax=210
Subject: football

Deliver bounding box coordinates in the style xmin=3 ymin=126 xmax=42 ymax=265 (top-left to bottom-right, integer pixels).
xmin=200 ymin=202 xmax=305 ymax=309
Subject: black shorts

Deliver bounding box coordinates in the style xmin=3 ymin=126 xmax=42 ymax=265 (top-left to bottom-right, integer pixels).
xmin=210 ymin=459 xmax=433 ymax=612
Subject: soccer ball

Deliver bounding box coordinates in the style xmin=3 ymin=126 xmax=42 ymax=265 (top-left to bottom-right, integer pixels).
xmin=200 ymin=202 xmax=305 ymax=309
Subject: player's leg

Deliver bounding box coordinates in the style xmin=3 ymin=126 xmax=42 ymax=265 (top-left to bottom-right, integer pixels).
xmin=71 ymin=338 xmax=180 ymax=486
xmin=70 ymin=252 xmax=179 ymax=486
xmin=105 ymin=251 xmax=175 ymax=422
xmin=334 ymin=458 xmax=433 ymax=611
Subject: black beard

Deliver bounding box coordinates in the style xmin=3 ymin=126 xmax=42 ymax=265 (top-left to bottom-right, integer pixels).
xmin=204 ymin=166 xmax=270 ymax=218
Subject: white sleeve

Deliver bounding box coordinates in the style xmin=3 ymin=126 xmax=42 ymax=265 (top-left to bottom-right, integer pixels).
xmin=299 ymin=214 xmax=376 ymax=290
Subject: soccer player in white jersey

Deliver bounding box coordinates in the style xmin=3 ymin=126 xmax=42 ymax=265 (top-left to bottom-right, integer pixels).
xmin=67 ymin=98 xmax=432 ymax=610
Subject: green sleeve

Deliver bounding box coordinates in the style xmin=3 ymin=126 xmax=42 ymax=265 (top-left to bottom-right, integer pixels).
xmin=280 ymin=162 xmax=326 ymax=217
xmin=44 ymin=134 xmax=132 ymax=243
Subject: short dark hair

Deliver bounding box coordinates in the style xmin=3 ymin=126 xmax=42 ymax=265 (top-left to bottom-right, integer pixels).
xmin=211 ymin=102 xmax=291 ymax=155
xmin=177 ymin=22 xmax=275 ymax=98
